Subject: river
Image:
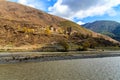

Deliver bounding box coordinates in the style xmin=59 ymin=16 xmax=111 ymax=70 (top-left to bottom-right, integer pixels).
xmin=0 ymin=56 xmax=120 ymax=80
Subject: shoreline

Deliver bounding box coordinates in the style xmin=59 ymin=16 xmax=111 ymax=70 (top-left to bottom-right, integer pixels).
xmin=0 ymin=51 xmax=120 ymax=64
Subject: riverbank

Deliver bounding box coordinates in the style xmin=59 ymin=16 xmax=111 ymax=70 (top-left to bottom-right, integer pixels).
xmin=0 ymin=51 xmax=120 ymax=64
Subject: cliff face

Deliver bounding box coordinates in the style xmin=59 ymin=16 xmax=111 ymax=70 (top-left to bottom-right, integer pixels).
xmin=0 ymin=1 xmax=119 ymax=50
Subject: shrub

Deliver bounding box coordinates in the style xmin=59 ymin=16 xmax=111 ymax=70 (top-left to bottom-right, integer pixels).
xmin=45 ymin=27 xmax=51 ymax=35
xmin=77 ymin=46 xmax=87 ymax=51
xmin=19 ymin=27 xmax=35 ymax=33
xmin=82 ymin=41 xmax=90 ymax=49
xmin=59 ymin=41 xmax=69 ymax=52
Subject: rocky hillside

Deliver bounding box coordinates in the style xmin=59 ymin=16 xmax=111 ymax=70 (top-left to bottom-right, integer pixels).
xmin=83 ymin=20 xmax=120 ymax=41
xmin=0 ymin=1 xmax=119 ymax=51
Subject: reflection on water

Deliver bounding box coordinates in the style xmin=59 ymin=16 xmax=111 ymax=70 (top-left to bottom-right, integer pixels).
xmin=0 ymin=57 xmax=120 ymax=80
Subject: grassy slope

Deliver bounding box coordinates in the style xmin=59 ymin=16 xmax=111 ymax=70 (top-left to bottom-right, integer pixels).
xmin=83 ymin=20 xmax=120 ymax=41
xmin=0 ymin=1 xmax=119 ymax=51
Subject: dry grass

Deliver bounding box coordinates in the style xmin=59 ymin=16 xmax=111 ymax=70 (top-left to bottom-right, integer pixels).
xmin=0 ymin=1 xmax=119 ymax=51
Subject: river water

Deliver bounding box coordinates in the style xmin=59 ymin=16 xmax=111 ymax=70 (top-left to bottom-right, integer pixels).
xmin=0 ymin=56 xmax=120 ymax=80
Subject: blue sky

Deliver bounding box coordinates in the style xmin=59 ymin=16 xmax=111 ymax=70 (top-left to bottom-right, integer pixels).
xmin=9 ymin=0 xmax=120 ymax=25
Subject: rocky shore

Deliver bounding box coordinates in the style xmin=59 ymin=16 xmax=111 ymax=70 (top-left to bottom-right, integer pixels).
xmin=0 ymin=51 xmax=120 ymax=64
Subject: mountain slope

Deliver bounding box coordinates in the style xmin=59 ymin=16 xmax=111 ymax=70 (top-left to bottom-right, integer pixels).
xmin=83 ymin=20 xmax=120 ymax=41
xmin=0 ymin=1 xmax=119 ymax=51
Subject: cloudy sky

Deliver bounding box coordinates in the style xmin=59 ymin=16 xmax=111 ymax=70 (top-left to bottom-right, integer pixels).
xmin=9 ymin=0 xmax=120 ymax=25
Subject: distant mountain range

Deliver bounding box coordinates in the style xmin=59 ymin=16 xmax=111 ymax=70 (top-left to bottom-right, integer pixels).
xmin=83 ymin=20 xmax=120 ymax=41
xmin=0 ymin=1 xmax=119 ymax=51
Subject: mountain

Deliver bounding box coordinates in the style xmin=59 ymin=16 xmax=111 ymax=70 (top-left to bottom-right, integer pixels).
xmin=0 ymin=1 xmax=119 ymax=51
xmin=83 ymin=20 xmax=120 ymax=41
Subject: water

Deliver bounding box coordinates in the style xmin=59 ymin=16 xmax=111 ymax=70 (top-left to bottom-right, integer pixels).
xmin=0 ymin=57 xmax=120 ymax=80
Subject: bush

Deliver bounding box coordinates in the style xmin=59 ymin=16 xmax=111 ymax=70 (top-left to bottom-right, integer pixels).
xmin=19 ymin=27 xmax=35 ymax=33
xmin=82 ymin=41 xmax=90 ymax=49
xmin=45 ymin=27 xmax=51 ymax=35
xmin=59 ymin=41 xmax=69 ymax=52
xmin=77 ymin=46 xmax=87 ymax=51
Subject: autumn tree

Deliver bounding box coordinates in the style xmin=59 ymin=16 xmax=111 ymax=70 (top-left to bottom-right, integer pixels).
xmin=45 ymin=27 xmax=51 ymax=35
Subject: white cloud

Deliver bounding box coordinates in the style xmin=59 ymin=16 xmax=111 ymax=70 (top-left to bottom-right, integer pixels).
xmin=18 ymin=0 xmax=27 ymax=4
xmin=17 ymin=0 xmax=45 ymax=10
xmin=77 ymin=21 xmax=85 ymax=25
xmin=48 ymin=0 xmax=120 ymax=22
xmin=18 ymin=0 xmax=35 ymax=7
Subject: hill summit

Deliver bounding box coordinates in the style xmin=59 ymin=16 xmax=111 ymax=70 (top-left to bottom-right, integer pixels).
xmin=83 ymin=20 xmax=120 ymax=41
xmin=0 ymin=1 xmax=119 ymax=51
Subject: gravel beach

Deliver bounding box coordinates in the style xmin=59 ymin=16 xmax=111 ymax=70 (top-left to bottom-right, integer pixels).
xmin=0 ymin=51 xmax=120 ymax=64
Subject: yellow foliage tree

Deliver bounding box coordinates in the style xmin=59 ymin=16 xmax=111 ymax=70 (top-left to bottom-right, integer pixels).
xmin=45 ymin=28 xmax=51 ymax=35
xmin=20 ymin=27 xmax=35 ymax=33
xmin=58 ymin=28 xmax=64 ymax=34
xmin=27 ymin=29 xmax=35 ymax=33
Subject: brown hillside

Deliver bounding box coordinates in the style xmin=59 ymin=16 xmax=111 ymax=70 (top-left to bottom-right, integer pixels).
xmin=0 ymin=1 xmax=119 ymax=51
